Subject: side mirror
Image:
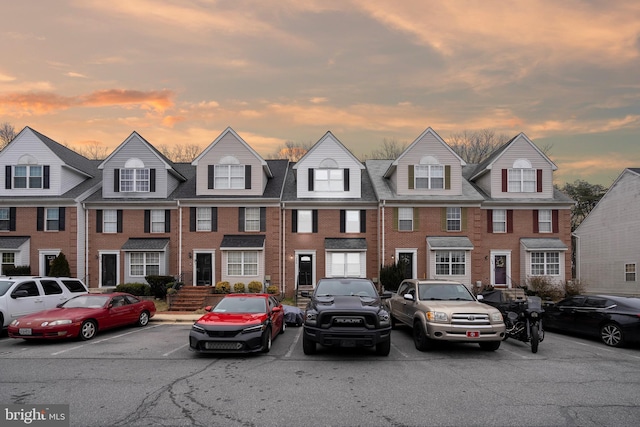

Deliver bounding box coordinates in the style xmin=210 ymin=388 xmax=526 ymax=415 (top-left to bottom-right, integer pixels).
xmin=11 ymin=290 xmax=29 ymax=299
xmin=300 ymin=291 xmax=310 ymax=298
xmin=403 ymin=293 xmax=414 ymax=301
xmin=380 ymin=291 xmax=393 ymax=299
xmin=272 ymin=306 xmax=282 ymax=312
xmin=476 ymin=294 xmax=484 ymax=301
xmin=204 ymin=305 xmax=213 ymax=312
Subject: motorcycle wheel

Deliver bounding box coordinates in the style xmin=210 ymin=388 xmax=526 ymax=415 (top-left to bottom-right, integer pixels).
xmin=530 ymin=324 xmax=539 ymax=354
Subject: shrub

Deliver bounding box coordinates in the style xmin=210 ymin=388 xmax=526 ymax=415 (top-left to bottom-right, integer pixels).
xmin=49 ymin=252 xmax=71 ymax=277
xmin=145 ymin=275 xmax=175 ymax=299
xmin=233 ymin=282 xmax=246 ymax=293
xmin=379 ymin=262 xmax=407 ymax=292
xmin=2 ymin=265 xmax=31 ymax=276
xmin=248 ymin=281 xmax=263 ymax=293
xmin=266 ymin=285 xmax=279 ymax=294
xmin=115 ymin=283 xmax=151 ymax=296
xmin=525 ymin=276 xmax=564 ymax=301
xmin=166 ymin=287 xmax=178 ymax=295
xmin=215 ymin=281 xmax=230 ymax=294
xmin=563 ymin=279 xmax=586 ymax=297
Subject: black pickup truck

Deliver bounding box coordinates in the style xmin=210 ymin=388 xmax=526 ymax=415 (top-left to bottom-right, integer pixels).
xmin=301 ymin=278 xmax=392 ymax=356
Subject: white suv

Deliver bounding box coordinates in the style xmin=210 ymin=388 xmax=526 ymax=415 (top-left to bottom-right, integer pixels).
xmin=0 ymin=276 xmax=89 ymax=328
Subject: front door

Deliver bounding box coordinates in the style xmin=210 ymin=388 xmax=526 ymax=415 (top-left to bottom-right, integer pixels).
xmin=44 ymin=254 xmax=56 ymax=276
xmin=398 ymin=253 xmax=413 ymax=279
xmin=101 ymin=254 xmax=117 ymax=287
xmin=196 ymin=253 xmax=212 ymax=286
xmin=493 ymin=255 xmax=507 ymax=286
xmin=298 ymin=255 xmax=312 ymax=288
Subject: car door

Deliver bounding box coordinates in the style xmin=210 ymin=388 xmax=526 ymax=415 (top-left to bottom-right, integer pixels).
xmin=268 ymin=296 xmax=283 ymax=337
xmin=8 ymin=280 xmax=45 ymax=320
xmin=402 ymin=283 xmax=419 ymax=324
xmin=389 ymin=282 xmax=410 ymax=324
xmin=39 ymin=279 xmax=69 ymax=308
xmin=576 ymin=297 xmax=610 ymax=337
xmin=107 ymin=296 xmax=136 ymax=327
xmin=551 ymin=296 xmax=586 ymax=333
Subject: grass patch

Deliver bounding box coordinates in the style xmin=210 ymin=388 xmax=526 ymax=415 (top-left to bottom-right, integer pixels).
xmin=154 ymin=299 xmax=168 ymax=312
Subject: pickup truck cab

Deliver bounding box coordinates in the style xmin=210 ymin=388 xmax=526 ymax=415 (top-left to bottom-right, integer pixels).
xmin=0 ymin=276 xmax=88 ymax=328
xmin=388 ymin=279 xmax=505 ymax=351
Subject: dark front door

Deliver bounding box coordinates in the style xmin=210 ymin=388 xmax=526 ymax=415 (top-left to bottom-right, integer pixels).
xmin=298 ymin=255 xmax=312 ymax=288
xmin=494 ymin=255 xmax=507 ymax=286
xmin=44 ymin=254 xmax=56 ymax=276
xmin=398 ymin=253 xmax=413 ymax=279
xmin=196 ymin=253 xmax=212 ymax=286
xmin=101 ymin=254 xmax=117 ymax=287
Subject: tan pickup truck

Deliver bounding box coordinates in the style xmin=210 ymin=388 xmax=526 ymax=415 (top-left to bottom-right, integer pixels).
xmin=387 ymin=279 xmax=505 ymax=351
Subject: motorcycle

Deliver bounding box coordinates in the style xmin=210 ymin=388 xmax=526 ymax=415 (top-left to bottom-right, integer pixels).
xmin=478 ymin=290 xmax=544 ymax=353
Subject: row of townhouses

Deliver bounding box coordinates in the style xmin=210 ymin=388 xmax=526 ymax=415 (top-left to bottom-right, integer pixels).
xmin=0 ymin=126 xmax=574 ymax=298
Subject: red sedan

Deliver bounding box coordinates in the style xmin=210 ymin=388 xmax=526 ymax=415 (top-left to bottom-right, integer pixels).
xmin=189 ymin=293 xmax=285 ymax=354
xmin=8 ymin=292 xmax=156 ymax=341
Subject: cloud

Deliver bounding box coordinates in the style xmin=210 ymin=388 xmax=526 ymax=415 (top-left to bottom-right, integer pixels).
xmin=65 ymin=72 xmax=87 ymax=78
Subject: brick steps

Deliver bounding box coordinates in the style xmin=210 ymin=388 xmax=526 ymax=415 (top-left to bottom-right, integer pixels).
xmin=169 ymin=286 xmax=213 ymax=311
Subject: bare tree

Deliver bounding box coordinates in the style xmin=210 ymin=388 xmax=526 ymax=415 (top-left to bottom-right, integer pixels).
xmin=559 ymin=180 xmax=607 ymax=231
xmin=363 ymin=138 xmax=408 ymax=160
xmin=0 ymin=122 xmax=17 ymax=150
xmin=156 ymin=143 xmax=202 ymax=162
xmin=266 ymin=140 xmax=310 ymax=161
xmin=75 ymin=141 xmax=110 ymax=160
xmin=447 ymin=129 xmax=511 ymax=164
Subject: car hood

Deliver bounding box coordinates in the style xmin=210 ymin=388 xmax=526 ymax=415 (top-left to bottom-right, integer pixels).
xmin=13 ymin=307 xmax=101 ymax=323
xmin=311 ymin=295 xmax=383 ymax=312
xmin=196 ymin=312 xmax=268 ymax=326
xmin=419 ymin=300 xmax=500 ymax=313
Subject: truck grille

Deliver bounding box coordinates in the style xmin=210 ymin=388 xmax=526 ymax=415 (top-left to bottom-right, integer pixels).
xmin=319 ymin=312 xmax=378 ymax=329
xmin=451 ymin=313 xmax=490 ymax=326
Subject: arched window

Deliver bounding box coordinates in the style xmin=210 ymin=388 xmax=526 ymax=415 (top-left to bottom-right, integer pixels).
xmin=508 ymin=158 xmax=535 ymax=192
xmin=14 ymin=155 xmax=43 ymax=189
xmin=414 ymin=156 xmax=444 ymax=189
xmin=214 ymin=156 xmax=244 ymax=189
xmin=120 ymin=158 xmax=149 ymax=192
xmin=315 ymin=158 xmax=343 ymax=192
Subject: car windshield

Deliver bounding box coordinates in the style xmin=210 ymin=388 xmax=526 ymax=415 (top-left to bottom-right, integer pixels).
xmin=418 ymin=284 xmax=474 ymax=301
xmin=315 ymin=279 xmax=377 ymax=297
xmin=213 ymin=297 xmax=266 ymax=314
xmin=62 ymin=295 xmax=110 ymax=308
xmin=0 ymin=280 xmax=15 ymax=297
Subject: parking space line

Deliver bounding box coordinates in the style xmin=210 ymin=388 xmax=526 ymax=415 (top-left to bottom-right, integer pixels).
xmin=163 ymin=343 xmax=189 ymax=357
xmin=284 ymin=327 xmax=302 ymax=358
xmin=50 ymin=324 xmax=162 ymax=356
xmin=391 ymin=342 xmax=410 ymax=358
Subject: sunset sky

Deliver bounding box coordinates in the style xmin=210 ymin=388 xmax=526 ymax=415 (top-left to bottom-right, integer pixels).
xmin=2 ymin=0 xmax=639 ymax=186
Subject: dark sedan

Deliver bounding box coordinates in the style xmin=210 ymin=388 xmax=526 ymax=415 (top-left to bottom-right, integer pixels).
xmin=545 ymin=294 xmax=640 ymax=347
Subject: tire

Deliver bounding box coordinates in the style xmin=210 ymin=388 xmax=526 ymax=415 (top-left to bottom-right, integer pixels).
xmin=479 ymin=341 xmax=501 ymax=351
xmin=137 ymin=311 xmax=150 ymax=327
xmin=261 ymin=327 xmax=272 ymax=353
xmin=375 ymin=337 xmax=391 ymax=356
xmin=279 ymin=321 xmax=286 ymax=335
xmin=530 ymin=324 xmax=539 ymax=354
xmin=302 ymin=333 xmax=317 ymax=355
xmin=80 ymin=320 xmax=97 ymax=341
xmin=390 ymin=314 xmax=398 ymax=330
xmin=413 ymin=321 xmax=433 ymax=352
xmin=601 ymin=323 xmax=624 ymax=347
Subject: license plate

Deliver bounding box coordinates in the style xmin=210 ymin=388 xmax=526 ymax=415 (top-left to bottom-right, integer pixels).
xmin=19 ymin=328 xmax=32 ymax=336
xmin=341 ymin=339 xmax=356 ymax=347
xmin=466 ymin=331 xmax=480 ymax=338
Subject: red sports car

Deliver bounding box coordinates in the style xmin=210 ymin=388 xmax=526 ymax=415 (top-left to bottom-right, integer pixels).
xmin=189 ymin=293 xmax=285 ymax=354
xmin=8 ymin=292 xmax=156 ymax=341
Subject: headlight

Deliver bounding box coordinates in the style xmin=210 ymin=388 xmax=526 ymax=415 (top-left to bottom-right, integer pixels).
xmin=242 ymin=324 xmax=266 ymax=334
xmin=10 ymin=320 xmax=19 ymax=327
xmin=530 ymin=311 xmax=539 ymax=319
xmin=491 ymin=312 xmax=504 ymax=322
xmin=378 ymin=311 xmax=390 ymax=326
xmin=426 ymin=311 xmax=448 ymax=322
xmin=43 ymin=320 xmax=72 ymax=327
xmin=305 ymin=311 xmax=318 ymax=326
xmin=191 ymin=324 xmax=205 ymax=334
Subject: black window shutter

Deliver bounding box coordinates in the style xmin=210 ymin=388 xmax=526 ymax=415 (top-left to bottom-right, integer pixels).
xmin=114 ymin=169 xmax=120 ymax=192
xmin=208 ymin=165 xmax=214 ymax=189
xmin=37 ymin=207 xmax=44 ymax=231
xmin=260 ymin=207 xmax=266 ymax=231
xmin=312 ymin=210 xmax=318 ymax=233
xmin=238 ymin=208 xmax=245 ymax=232
xmin=552 ymin=210 xmax=559 ymax=233
xmin=164 ymin=209 xmax=170 ymax=232
xmin=212 ymin=207 xmax=217 ymax=231
xmin=245 ymin=165 xmax=252 ymax=189
xmin=507 ymin=210 xmax=514 ymax=233
xmin=487 ymin=210 xmax=493 ymax=233
xmin=97 ymin=210 xmax=103 ymax=233
xmin=9 ymin=207 xmax=16 ymax=231
xmin=190 ymin=207 xmax=196 ymax=232
xmin=537 ymin=169 xmax=543 ymax=192
xmin=502 ymin=169 xmax=508 ymax=192
xmin=308 ymin=168 xmax=314 ymax=191
xmin=58 ymin=207 xmax=65 ymax=231
xmin=292 ymin=209 xmax=298 ymax=232
xmin=340 ymin=210 xmax=346 ymax=233
xmin=533 ymin=210 xmax=539 ymax=233
xmin=43 ymin=166 xmax=50 ymax=189
xmin=5 ymin=165 xmax=11 ymax=189
xmin=117 ymin=210 xmax=123 ymax=233
xmin=360 ymin=210 xmax=366 ymax=233
xmin=343 ymin=169 xmax=349 ymax=191
xmin=150 ymin=169 xmax=156 ymax=193
xmin=144 ymin=210 xmax=150 ymax=233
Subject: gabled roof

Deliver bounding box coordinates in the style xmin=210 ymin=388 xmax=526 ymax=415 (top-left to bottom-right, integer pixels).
xmin=98 ymin=131 xmax=186 ymax=181
xmin=192 ymin=127 xmax=272 ymax=178
xmin=384 ymin=127 xmax=465 ymax=178
xmin=469 ymin=133 xmax=557 ymax=181
xmin=292 ymin=131 xmax=364 ymax=170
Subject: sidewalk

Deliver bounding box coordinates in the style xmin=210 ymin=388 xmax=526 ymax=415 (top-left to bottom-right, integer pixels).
xmin=151 ymin=311 xmax=201 ymax=323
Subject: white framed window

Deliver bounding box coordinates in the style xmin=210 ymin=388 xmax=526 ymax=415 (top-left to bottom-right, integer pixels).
xmin=330 ymin=252 xmax=361 ymax=277
xmin=103 ymin=210 xmax=118 ymax=233
xmin=531 ymin=252 xmax=560 ymax=275
xmin=436 ymin=250 xmax=466 ymax=275
xmin=196 ymin=207 xmax=211 ymax=231
xmin=415 ymin=164 xmax=444 ymax=189
xmin=446 ymin=207 xmax=461 ymax=231
xmin=45 ymin=208 xmax=59 ymax=231
xmin=245 ymin=207 xmax=260 ymax=232
xmin=14 ymin=165 xmax=43 ymax=189
xmin=227 ymin=251 xmax=258 ymax=276
xmin=508 ymin=159 xmax=536 ymax=192
xmin=120 ymin=168 xmax=149 ymax=192
xmin=214 ymin=164 xmax=244 ymax=189
xmin=297 ymin=210 xmax=313 ymax=233
xmin=150 ymin=210 xmax=165 ymax=233
xmin=625 ymin=263 xmax=636 ymax=282
xmin=0 ymin=208 xmax=9 ymax=231
xmin=398 ymin=207 xmax=413 ymax=231
xmin=493 ymin=209 xmax=506 ymax=233
xmin=538 ymin=209 xmax=552 ymax=233
xmin=1 ymin=252 xmax=15 ymax=275
xmin=345 ymin=210 xmax=360 ymax=233
xmin=315 ymin=169 xmax=343 ymax=192
xmin=129 ymin=252 xmax=160 ymax=277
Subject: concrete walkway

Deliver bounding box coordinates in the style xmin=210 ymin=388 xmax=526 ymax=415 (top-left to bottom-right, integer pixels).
xmin=152 ymin=312 xmax=201 ymax=323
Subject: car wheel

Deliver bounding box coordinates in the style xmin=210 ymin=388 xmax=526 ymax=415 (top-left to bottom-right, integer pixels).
xmin=390 ymin=314 xmax=398 ymax=330
xmin=375 ymin=337 xmax=391 ymax=356
xmin=137 ymin=311 xmax=150 ymax=327
xmin=302 ymin=333 xmax=317 ymax=355
xmin=479 ymin=341 xmax=501 ymax=351
xmin=413 ymin=321 xmax=433 ymax=352
xmin=601 ymin=323 xmax=624 ymax=347
xmin=261 ymin=327 xmax=272 ymax=353
xmin=80 ymin=320 xmax=97 ymax=341
xmin=530 ymin=324 xmax=539 ymax=354
xmin=280 ymin=321 xmax=286 ymax=335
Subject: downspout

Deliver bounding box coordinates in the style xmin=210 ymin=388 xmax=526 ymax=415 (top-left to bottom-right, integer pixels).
xmin=83 ymin=202 xmax=89 ymax=286
xmin=572 ymin=232 xmax=579 ymax=281
xmin=281 ymin=202 xmax=286 ymax=296
xmin=177 ymin=200 xmax=183 ymax=282
xmin=381 ymin=199 xmax=385 ymax=269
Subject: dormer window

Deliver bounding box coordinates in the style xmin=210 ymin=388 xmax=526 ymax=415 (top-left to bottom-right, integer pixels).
xmin=214 ymin=156 xmax=245 ymax=189
xmin=415 ymin=156 xmax=444 ymax=189
xmin=508 ymin=159 xmax=536 ymax=192
xmin=11 ymin=155 xmax=46 ymax=189
xmin=120 ymin=158 xmax=149 ymax=192
xmin=314 ymin=158 xmax=343 ymax=192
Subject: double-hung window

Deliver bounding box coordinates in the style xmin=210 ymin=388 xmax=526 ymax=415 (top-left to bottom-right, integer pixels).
xmin=0 ymin=208 xmax=10 ymax=231
xmin=508 ymin=159 xmax=536 ymax=192
xmin=103 ymin=210 xmax=118 ymax=233
xmin=330 ymin=253 xmax=361 ymax=277
xmin=227 ymin=251 xmax=258 ymax=276
xmin=446 ymin=207 xmax=461 ymax=231
xmin=130 ymin=252 xmax=160 ymax=276
xmin=150 ymin=210 xmax=165 ymax=233
xmin=14 ymin=165 xmax=43 ymax=189
xmin=45 ymin=208 xmax=59 ymax=231
xmin=625 ymin=264 xmax=636 ymax=282
xmin=244 ymin=207 xmax=261 ymax=232
xmin=436 ymin=251 xmax=466 ymax=275
xmin=492 ymin=209 xmax=507 ymax=233
xmin=315 ymin=168 xmax=343 ymax=192
xmin=415 ymin=164 xmax=444 ymax=189
xmin=538 ymin=210 xmax=552 ymax=233
xmin=214 ymin=164 xmax=244 ymax=189
xmin=297 ymin=210 xmax=313 ymax=233
xmin=398 ymin=207 xmax=413 ymax=231
xmin=196 ymin=208 xmax=211 ymax=231
xmin=120 ymin=168 xmax=149 ymax=192
xmin=531 ymin=252 xmax=560 ymax=275
xmin=345 ymin=210 xmax=360 ymax=233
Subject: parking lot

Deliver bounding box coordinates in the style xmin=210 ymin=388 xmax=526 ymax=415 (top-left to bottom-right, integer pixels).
xmin=1 ymin=322 xmax=640 ymax=426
